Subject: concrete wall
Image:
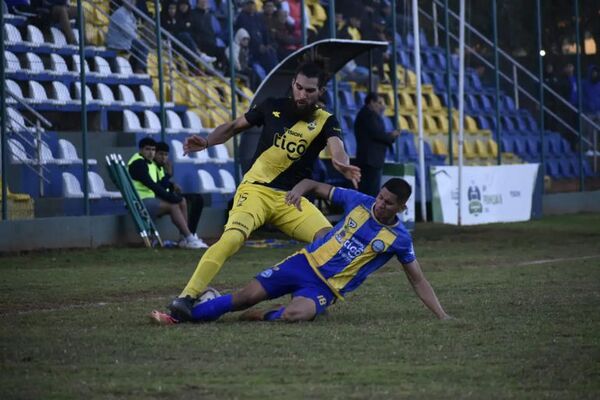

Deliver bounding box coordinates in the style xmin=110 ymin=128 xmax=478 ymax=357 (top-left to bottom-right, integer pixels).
xmin=0 ymin=207 xmax=227 ymax=253
xmin=543 ymin=190 xmax=600 ymax=215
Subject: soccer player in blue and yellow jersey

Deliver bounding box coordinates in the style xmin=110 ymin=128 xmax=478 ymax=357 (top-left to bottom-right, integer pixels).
xmin=151 ymin=178 xmax=450 ymax=325
xmin=166 ymin=61 xmax=362 ymax=322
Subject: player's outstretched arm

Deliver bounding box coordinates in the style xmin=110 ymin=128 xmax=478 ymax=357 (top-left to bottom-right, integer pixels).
xmin=402 ymin=260 xmax=451 ymax=320
xmin=285 ymin=179 xmax=333 ymax=211
xmin=184 ymin=116 xmax=252 ymax=154
xmin=326 ymin=137 xmax=361 ymax=188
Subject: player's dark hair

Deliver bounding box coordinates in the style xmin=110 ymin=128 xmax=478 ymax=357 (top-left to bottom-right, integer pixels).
xmin=383 ymin=178 xmax=412 ymax=205
xmin=155 ymin=141 xmax=170 ymax=153
xmin=138 ymin=137 xmax=157 ymax=149
xmin=365 ymin=92 xmax=380 ymax=106
xmin=295 ymin=60 xmax=329 ymax=88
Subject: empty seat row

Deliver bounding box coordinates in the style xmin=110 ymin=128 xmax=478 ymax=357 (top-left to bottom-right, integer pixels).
xmin=6 ymin=79 xmax=183 ymax=112
xmin=4 ymin=51 xmax=145 ymax=79
xmin=5 ymin=24 xmax=74 ymax=50
xmin=63 ymin=171 xmax=121 ymax=199
xmin=7 ymin=137 xmax=97 ymax=166
xmin=123 ymin=110 xmax=205 ymax=134
xmin=170 ymin=139 xmax=232 ymax=164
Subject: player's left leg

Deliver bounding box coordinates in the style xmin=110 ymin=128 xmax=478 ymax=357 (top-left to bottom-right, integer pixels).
xmin=188 ymin=279 xmax=269 ymax=322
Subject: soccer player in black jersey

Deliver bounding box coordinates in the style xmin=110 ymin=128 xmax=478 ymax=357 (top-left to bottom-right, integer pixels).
xmin=168 ymin=61 xmax=361 ymax=322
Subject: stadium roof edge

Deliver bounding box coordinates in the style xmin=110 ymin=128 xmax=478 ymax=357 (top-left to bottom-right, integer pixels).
xmin=251 ymin=39 xmax=388 ymax=106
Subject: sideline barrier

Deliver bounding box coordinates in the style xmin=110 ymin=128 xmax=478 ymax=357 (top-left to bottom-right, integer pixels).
xmin=431 ymin=164 xmax=541 ymax=225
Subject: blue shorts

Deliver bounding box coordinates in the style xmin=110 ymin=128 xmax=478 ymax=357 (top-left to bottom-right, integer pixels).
xmin=255 ymin=253 xmax=336 ymax=316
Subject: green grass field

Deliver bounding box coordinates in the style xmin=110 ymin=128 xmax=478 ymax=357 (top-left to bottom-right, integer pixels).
xmin=1 ymin=214 xmax=599 ymax=399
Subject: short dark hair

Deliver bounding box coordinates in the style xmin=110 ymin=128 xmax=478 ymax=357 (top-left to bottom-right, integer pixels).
xmin=382 ymin=178 xmax=412 ymax=205
xmin=364 ymin=92 xmax=380 ymax=106
xmin=295 ymin=60 xmax=329 ymax=88
xmin=138 ymin=137 xmax=157 ymax=149
xmin=155 ymin=141 xmax=170 ymax=153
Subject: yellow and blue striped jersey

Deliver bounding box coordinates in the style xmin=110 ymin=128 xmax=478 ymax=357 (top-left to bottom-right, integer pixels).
xmin=300 ymin=188 xmax=416 ymax=298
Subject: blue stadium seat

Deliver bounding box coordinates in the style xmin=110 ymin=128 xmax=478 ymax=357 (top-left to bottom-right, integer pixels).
xmin=338 ymin=88 xmax=357 ymax=111
xmin=500 ymin=137 xmax=514 ymax=153
xmin=465 ymin=94 xmax=481 ymax=114
xmin=562 ymin=158 xmax=579 ymax=178
xmin=545 ymin=159 xmax=562 ymax=179
xmin=526 ymin=137 xmax=540 ymax=160
xmin=478 ymin=94 xmax=493 ymax=113
xmin=343 ymin=133 xmax=357 ymax=158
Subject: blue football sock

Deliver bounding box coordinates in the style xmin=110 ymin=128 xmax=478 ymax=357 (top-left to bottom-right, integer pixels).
xmin=264 ymin=307 xmax=285 ymax=321
xmin=191 ymin=294 xmax=233 ymax=321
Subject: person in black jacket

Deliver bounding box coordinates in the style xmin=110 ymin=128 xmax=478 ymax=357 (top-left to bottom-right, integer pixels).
xmin=154 ymin=141 xmax=208 ymax=248
xmin=128 ymin=137 xmax=205 ymax=249
xmin=353 ymin=92 xmax=400 ymax=197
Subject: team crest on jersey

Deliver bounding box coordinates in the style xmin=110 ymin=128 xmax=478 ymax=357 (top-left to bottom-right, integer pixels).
xmin=260 ymin=268 xmax=273 ymax=278
xmin=272 ymin=111 xmax=281 ymax=118
xmin=344 ymin=218 xmax=358 ymax=231
xmin=371 ymin=239 xmax=385 ymax=253
xmin=307 ymin=120 xmax=317 ymax=131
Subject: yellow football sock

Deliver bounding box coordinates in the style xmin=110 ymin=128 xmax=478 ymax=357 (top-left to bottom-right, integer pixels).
xmin=180 ymin=229 xmax=246 ymax=298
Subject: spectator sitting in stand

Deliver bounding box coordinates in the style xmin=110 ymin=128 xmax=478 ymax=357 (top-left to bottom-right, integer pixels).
xmin=266 ymin=8 xmax=301 ymax=60
xmin=128 ymin=138 xmax=206 ymax=249
xmin=154 ymin=141 xmax=209 ymax=248
xmin=41 ymin=0 xmax=77 ymax=45
xmin=105 ymin=0 xmax=149 ymax=74
xmin=191 ymin=0 xmax=228 ymax=70
xmin=161 ymin=0 xmax=178 ymax=33
xmin=175 ymin=0 xmax=217 ymax=65
xmin=235 ymin=0 xmax=278 ymax=73
xmin=226 ymin=28 xmax=257 ymax=89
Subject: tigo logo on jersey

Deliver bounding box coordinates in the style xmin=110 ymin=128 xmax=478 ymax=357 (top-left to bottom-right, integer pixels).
xmin=273 ymin=131 xmax=308 ymax=160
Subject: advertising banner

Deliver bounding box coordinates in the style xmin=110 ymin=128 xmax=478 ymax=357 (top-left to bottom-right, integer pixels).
xmin=431 ymin=164 xmax=540 ymax=225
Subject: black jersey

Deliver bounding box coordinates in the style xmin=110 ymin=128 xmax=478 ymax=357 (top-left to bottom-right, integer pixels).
xmin=243 ymin=97 xmax=343 ymax=191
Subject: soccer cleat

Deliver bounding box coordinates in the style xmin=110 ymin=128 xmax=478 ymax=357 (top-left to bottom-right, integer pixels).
xmin=167 ymin=295 xmax=195 ymax=321
xmin=239 ymin=304 xmax=284 ymax=322
xmin=149 ymin=310 xmax=179 ymax=325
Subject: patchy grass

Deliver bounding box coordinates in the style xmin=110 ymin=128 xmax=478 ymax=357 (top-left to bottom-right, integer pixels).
xmin=1 ymin=214 xmax=599 ymax=399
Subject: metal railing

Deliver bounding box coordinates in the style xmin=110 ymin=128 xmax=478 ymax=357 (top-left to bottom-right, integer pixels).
xmin=4 ymin=88 xmax=52 ymax=188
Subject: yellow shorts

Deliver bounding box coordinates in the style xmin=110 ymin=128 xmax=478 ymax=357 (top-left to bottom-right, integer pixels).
xmin=223 ymin=182 xmax=332 ymax=242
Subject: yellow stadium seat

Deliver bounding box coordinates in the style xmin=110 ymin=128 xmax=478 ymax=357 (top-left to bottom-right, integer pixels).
xmin=397 ymin=115 xmax=410 ymax=131
xmin=463 ymin=140 xmax=477 ymax=159
xmin=423 ymin=115 xmax=440 ymax=134
xmin=433 ymin=114 xmax=450 ymax=134
xmin=398 ymin=92 xmax=415 ymax=112
xmin=432 ymin=139 xmax=448 ymax=156
xmin=475 ymin=139 xmax=490 ymax=159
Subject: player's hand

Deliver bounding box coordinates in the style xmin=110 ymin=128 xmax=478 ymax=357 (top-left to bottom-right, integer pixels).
xmin=332 ymin=159 xmax=361 ymax=189
xmin=285 ymin=186 xmax=304 ymax=211
xmin=183 ymin=135 xmax=208 ymax=155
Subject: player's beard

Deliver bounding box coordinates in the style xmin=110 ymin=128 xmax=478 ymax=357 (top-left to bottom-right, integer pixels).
xmin=292 ymin=99 xmax=316 ymax=120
